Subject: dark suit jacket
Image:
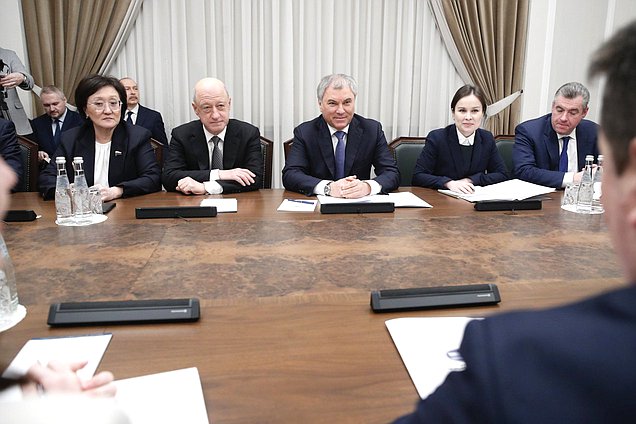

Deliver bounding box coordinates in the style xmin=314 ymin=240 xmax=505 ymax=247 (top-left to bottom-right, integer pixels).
xmin=412 ymin=125 xmax=508 ymax=189
xmin=282 ymin=114 xmax=399 ymax=195
xmin=135 ymin=104 xmax=168 ymax=147
xmin=0 ymin=118 xmax=22 ymax=188
xmin=162 ymin=119 xmax=263 ymax=193
xmin=513 ymin=114 xmax=599 ymax=188
xmin=394 ymin=285 xmax=636 ymax=424
xmin=29 ymin=109 xmax=83 ymax=157
xmin=38 ymin=123 xmax=161 ymax=199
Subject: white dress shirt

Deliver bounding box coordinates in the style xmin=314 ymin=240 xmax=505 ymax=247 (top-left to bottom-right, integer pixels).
xmin=558 ymin=128 xmax=579 ymax=187
xmin=94 ymin=141 xmax=112 ymax=187
xmin=202 ymin=125 xmax=228 ymax=194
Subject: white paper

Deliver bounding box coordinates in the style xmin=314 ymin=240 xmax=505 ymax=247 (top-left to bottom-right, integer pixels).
xmin=317 ymin=193 xmax=432 ymax=208
xmin=277 ymin=199 xmax=318 ymax=212
xmin=387 ymin=192 xmax=432 ymax=208
xmin=115 ymin=367 xmax=209 ymax=424
xmin=438 ymin=179 xmax=555 ymax=202
xmin=200 ymin=198 xmax=238 ymax=213
xmin=386 ymin=317 xmax=479 ymax=399
xmin=1 ymin=333 xmax=112 ymax=380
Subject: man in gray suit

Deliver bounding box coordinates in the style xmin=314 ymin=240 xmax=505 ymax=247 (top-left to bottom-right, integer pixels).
xmin=0 ymin=47 xmax=34 ymax=135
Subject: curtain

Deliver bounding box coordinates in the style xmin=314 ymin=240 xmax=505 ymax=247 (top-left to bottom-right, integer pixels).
xmin=107 ymin=0 xmax=464 ymax=188
xmin=431 ymin=0 xmax=529 ymax=135
xmin=21 ymin=0 xmax=132 ymax=114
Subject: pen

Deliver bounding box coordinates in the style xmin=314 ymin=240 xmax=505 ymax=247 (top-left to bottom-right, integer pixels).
xmin=288 ymin=199 xmax=314 ymax=205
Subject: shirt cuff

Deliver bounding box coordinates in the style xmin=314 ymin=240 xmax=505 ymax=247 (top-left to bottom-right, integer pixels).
xmin=314 ymin=180 xmax=330 ymax=195
xmin=204 ymin=170 xmax=223 ymax=194
xmin=365 ymin=180 xmax=382 ymax=195
xmin=561 ymin=172 xmax=574 ymax=188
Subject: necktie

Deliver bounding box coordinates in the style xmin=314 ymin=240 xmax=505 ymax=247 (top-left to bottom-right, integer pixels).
xmin=559 ymin=136 xmax=570 ymax=172
xmin=211 ymin=136 xmax=223 ymax=170
xmin=53 ymin=119 xmax=62 ymax=146
xmin=126 ymin=111 xmax=133 ymax=124
xmin=334 ymin=131 xmax=346 ymax=180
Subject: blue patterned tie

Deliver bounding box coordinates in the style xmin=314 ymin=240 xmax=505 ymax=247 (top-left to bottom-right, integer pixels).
xmin=334 ymin=131 xmax=346 ymax=180
xmin=53 ymin=119 xmax=62 ymax=146
xmin=559 ymin=136 xmax=570 ymax=172
xmin=126 ymin=111 xmax=133 ymax=124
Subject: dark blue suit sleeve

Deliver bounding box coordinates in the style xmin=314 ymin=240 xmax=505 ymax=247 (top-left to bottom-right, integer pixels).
xmin=468 ymin=137 xmax=509 ymax=186
xmin=513 ymin=123 xmax=565 ymax=188
xmin=282 ymin=125 xmax=324 ymax=195
xmin=411 ymin=132 xmax=451 ymax=189
xmin=369 ymin=123 xmax=400 ymax=192
xmin=0 ymin=119 xmax=22 ymax=189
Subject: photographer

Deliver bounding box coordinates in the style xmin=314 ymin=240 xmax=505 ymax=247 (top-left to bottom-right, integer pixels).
xmin=0 ymin=47 xmax=34 ymax=135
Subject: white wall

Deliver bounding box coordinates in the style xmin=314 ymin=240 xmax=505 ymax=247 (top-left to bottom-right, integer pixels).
xmin=7 ymin=0 xmax=636 ymax=125
xmin=520 ymin=0 xmax=636 ymax=123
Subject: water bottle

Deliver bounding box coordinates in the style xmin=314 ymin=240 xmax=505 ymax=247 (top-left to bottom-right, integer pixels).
xmin=592 ymin=155 xmax=604 ymax=213
xmin=576 ymin=155 xmax=594 ymax=213
xmin=0 ymin=234 xmax=19 ymax=324
xmin=54 ymin=156 xmax=73 ymax=223
xmin=72 ymin=157 xmax=91 ymax=220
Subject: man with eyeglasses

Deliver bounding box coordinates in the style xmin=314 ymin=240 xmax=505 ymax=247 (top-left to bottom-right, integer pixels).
xmin=162 ymin=77 xmax=263 ymax=194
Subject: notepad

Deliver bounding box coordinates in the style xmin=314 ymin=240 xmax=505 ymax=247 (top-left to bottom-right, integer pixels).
xmin=200 ymin=198 xmax=238 ymax=212
xmin=277 ymin=199 xmax=318 ymax=212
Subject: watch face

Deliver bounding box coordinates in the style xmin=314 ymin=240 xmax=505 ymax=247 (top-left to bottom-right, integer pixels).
xmin=324 ymin=183 xmax=331 ymax=196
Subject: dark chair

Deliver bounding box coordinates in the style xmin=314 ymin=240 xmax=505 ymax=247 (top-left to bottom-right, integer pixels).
xmin=283 ymin=139 xmax=293 ymax=162
xmin=149 ymin=138 xmax=164 ymax=167
xmin=16 ymin=136 xmax=39 ymax=192
xmin=388 ymin=136 xmax=426 ymax=186
xmin=495 ymin=135 xmax=515 ymax=174
xmin=259 ymin=136 xmax=273 ymax=189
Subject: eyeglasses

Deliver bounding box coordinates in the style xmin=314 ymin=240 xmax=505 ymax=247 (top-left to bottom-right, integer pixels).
xmin=88 ymin=100 xmax=122 ymax=112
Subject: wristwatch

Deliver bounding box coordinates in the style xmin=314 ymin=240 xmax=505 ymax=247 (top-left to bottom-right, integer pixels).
xmin=324 ymin=181 xmax=333 ymax=196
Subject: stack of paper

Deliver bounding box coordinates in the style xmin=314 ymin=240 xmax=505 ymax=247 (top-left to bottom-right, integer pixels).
xmin=438 ymin=179 xmax=554 ymax=202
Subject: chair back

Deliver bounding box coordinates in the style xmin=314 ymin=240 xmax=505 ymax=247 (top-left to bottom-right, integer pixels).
xmin=283 ymin=139 xmax=293 ymax=162
xmin=260 ymin=136 xmax=273 ymax=189
xmin=388 ymin=136 xmax=426 ymax=186
xmin=16 ymin=136 xmax=39 ymax=192
xmin=149 ymin=138 xmax=164 ymax=167
xmin=495 ymin=135 xmax=515 ymax=174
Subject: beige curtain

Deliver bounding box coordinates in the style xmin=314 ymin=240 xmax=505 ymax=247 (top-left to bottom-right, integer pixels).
xmin=21 ymin=0 xmax=131 ymax=115
xmin=441 ymin=0 xmax=528 ymax=135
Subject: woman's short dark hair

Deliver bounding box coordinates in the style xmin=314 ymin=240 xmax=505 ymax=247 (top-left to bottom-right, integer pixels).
xmin=75 ymin=74 xmax=127 ymax=120
xmin=450 ymin=84 xmax=487 ymax=114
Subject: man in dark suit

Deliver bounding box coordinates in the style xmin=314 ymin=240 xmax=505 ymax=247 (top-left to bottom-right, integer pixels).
xmin=394 ymin=21 xmax=636 ymax=423
xmin=0 ymin=118 xmax=21 ymax=190
xmin=513 ymin=81 xmax=599 ymax=188
xmin=0 ymin=47 xmax=33 ymax=135
xmin=282 ymin=73 xmax=399 ymax=198
xmin=120 ymin=77 xmax=168 ymax=147
xmin=162 ymin=77 xmax=262 ymax=194
xmin=29 ymin=85 xmax=83 ymax=164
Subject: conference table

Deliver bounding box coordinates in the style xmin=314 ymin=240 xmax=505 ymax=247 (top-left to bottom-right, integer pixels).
xmin=0 ymin=188 xmax=623 ymax=423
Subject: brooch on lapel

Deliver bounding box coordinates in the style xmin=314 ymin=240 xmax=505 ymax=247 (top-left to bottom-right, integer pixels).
xmin=114 ymin=150 xmax=122 ymax=156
